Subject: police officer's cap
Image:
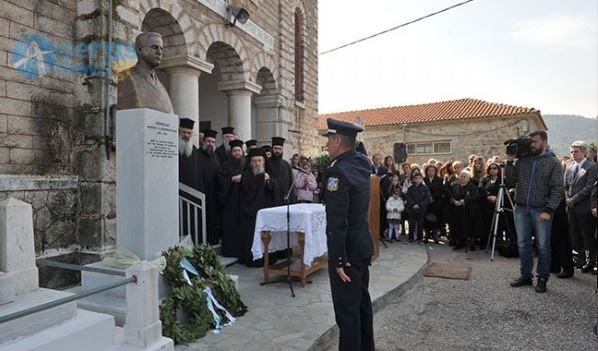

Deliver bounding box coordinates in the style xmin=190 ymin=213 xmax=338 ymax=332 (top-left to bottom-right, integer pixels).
xmin=324 ymin=118 xmax=363 ymax=138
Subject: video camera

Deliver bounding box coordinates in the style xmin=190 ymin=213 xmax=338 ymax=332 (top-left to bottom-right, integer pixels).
xmin=504 ymin=136 xmax=531 ymax=158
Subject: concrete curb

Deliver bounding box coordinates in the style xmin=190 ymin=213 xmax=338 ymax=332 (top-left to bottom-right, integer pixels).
xmin=308 ymin=248 xmax=431 ymax=351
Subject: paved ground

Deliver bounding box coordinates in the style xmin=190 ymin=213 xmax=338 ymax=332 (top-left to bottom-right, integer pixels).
xmin=176 ymin=242 xmax=428 ymax=351
xmin=328 ymin=243 xmax=598 ymax=351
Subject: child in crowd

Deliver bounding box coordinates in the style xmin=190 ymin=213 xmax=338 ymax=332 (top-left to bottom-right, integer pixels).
xmin=385 ymin=187 xmax=405 ymax=241
xmin=406 ymin=171 xmax=431 ymax=243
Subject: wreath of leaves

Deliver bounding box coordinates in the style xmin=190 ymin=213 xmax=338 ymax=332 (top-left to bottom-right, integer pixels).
xmin=159 ymin=245 xmax=247 ymax=345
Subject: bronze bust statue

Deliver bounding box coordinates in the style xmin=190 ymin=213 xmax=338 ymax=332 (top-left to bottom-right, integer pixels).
xmin=117 ymin=32 xmax=174 ymax=113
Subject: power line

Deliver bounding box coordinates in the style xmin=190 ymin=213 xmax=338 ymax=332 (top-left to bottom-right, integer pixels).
xmin=319 ymin=0 xmax=477 ymax=56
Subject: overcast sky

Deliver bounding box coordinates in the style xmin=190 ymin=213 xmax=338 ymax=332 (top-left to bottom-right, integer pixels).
xmin=318 ymin=0 xmax=598 ymax=118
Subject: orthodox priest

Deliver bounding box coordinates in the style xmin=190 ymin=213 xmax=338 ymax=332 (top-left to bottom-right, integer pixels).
xmin=245 ymin=139 xmax=258 ymax=151
xmin=198 ymin=129 xmax=221 ymax=245
xmin=217 ymin=139 xmax=245 ymax=258
xmin=178 ymin=118 xmax=203 ymax=192
xmin=239 ymin=148 xmax=277 ymax=266
xmin=215 ymin=126 xmax=235 ymax=164
xmin=178 ymin=117 xmax=203 ymax=240
xmin=268 ymin=137 xmax=294 ymax=205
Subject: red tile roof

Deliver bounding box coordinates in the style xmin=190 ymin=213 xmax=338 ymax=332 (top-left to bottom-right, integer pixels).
xmin=319 ymin=98 xmax=544 ymax=130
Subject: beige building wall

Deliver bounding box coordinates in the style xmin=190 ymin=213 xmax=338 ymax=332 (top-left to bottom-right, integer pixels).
xmin=364 ymin=113 xmax=546 ymax=165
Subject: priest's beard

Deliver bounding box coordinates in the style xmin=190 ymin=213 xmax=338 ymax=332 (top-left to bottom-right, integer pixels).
xmin=252 ymin=166 xmax=265 ymax=176
xmin=179 ymin=136 xmax=193 ymax=157
xmin=223 ymin=141 xmax=231 ymax=154
xmin=202 ymin=144 xmax=214 ymax=156
xmin=271 ymin=152 xmax=282 ymax=160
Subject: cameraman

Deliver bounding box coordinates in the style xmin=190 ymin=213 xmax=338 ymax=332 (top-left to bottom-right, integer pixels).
xmin=505 ymin=130 xmax=564 ymax=293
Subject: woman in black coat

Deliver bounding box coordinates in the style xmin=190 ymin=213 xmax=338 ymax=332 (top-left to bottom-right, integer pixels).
xmin=423 ymin=164 xmax=448 ymax=243
xmin=450 ymin=170 xmax=483 ymax=251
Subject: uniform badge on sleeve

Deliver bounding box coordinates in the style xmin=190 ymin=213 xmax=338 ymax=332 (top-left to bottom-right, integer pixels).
xmin=327 ymin=177 xmax=339 ymax=192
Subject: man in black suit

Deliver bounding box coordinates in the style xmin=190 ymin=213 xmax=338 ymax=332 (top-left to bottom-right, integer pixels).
xmin=565 ymin=140 xmax=598 ymax=275
xmin=371 ymin=153 xmax=386 ymax=176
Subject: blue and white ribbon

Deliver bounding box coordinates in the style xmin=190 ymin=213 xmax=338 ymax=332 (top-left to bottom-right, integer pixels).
xmin=204 ymin=287 xmax=236 ymax=334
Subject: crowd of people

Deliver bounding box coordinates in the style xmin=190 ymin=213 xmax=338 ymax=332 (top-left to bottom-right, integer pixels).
xmin=370 ymin=133 xmax=598 ymax=289
xmin=178 ymin=117 xmax=598 ymax=288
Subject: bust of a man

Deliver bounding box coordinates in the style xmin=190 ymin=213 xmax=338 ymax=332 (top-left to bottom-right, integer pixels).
xmin=117 ymin=32 xmax=174 ymax=113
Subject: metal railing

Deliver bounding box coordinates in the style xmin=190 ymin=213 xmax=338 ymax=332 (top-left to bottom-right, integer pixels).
xmin=179 ymin=183 xmax=207 ymax=245
xmin=0 ymin=261 xmax=136 ymax=325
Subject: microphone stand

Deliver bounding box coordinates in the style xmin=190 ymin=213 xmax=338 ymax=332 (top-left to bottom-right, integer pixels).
xmin=260 ymin=182 xmax=296 ymax=297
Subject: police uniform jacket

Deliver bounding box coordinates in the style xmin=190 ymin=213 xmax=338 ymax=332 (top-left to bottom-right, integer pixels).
xmin=323 ymin=149 xmax=374 ymax=267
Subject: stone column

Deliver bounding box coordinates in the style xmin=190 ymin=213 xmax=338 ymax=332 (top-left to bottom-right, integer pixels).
xmin=161 ymin=56 xmax=214 ymax=146
xmin=217 ymin=80 xmax=262 ymax=141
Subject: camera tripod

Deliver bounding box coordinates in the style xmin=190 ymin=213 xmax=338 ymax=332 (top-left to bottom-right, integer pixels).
xmin=486 ymin=165 xmax=515 ymax=261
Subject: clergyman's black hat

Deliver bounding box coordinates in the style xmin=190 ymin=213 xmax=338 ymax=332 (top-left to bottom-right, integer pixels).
xmin=261 ymin=145 xmax=272 ymax=152
xmin=202 ymin=129 xmax=218 ymax=139
xmin=271 ymin=137 xmax=286 ymax=146
xmin=179 ymin=118 xmax=195 ymax=129
xmin=221 ymin=126 xmax=235 ymax=135
xmin=248 ymin=147 xmax=266 ymax=159
xmin=245 ymin=139 xmax=258 ymax=148
xmin=323 ymin=118 xmax=363 ymax=138
xmin=229 ymin=139 xmax=244 ymax=149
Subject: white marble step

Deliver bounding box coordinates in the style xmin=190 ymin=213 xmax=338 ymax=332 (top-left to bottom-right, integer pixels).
xmin=1 ymin=309 xmax=115 ymax=351
xmin=0 ymin=288 xmax=77 ymax=344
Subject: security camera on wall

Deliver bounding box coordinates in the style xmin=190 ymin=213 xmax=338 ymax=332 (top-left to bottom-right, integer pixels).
xmin=225 ymin=0 xmax=250 ymax=26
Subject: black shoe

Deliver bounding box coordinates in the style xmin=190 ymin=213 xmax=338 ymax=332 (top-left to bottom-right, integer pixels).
xmin=510 ymin=276 xmax=533 ymax=287
xmin=556 ymin=270 xmax=574 ymax=279
xmin=535 ymin=279 xmax=547 ymax=293
xmin=453 ymin=244 xmax=464 ymax=251
xmin=581 ymin=264 xmax=591 ymax=273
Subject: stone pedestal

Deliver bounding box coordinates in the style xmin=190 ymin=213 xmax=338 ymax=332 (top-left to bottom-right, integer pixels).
xmin=0 ymin=198 xmax=38 ymax=296
xmin=115 ymin=109 xmax=179 ymax=261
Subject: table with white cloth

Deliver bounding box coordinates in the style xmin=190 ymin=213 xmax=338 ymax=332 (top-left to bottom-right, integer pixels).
xmin=251 ymin=203 xmax=328 ymax=287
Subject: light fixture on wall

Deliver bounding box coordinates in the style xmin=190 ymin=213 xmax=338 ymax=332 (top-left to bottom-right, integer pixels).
xmin=225 ymin=0 xmax=249 ymax=27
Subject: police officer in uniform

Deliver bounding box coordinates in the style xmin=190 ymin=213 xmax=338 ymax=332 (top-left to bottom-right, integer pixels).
xmin=322 ymin=118 xmax=375 ymax=351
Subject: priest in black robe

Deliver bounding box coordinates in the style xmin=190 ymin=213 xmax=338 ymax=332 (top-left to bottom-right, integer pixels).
xmin=198 ymin=129 xmax=221 ymax=245
xmin=215 ymin=126 xmax=235 ymax=164
xmin=217 ymin=139 xmax=245 ymax=258
xmin=240 ymin=148 xmax=277 ymax=266
xmin=178 ymin=118 xmax=204 ymax=240
xmin=178 ymin=118 xmax=203 ymax=192
xmin=245 ymin=139 xmax=258 ymax=152
xmin=268 ymin=137 xmax=294 ymax=205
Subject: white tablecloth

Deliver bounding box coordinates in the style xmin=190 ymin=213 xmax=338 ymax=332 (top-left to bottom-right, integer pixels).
xmin=251 ymin=203 xmax=327 ymax=267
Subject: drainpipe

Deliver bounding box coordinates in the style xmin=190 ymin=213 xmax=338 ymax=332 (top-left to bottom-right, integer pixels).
xmin=104 ymin=0 xmax=113 ymax=160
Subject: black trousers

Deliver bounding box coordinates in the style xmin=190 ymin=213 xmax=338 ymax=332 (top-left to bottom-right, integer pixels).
xmin=551 ymin=206 xmax=573 ymax=272
xmin=408 ymin=209 xmax=425 ymax=240
xmin=329 ymin=258 xmax=374 ymax=351
xmin=568 ymin=210 xmax=597 ymax=264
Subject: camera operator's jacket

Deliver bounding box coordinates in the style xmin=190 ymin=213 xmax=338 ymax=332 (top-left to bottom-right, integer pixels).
xmin=505 ymin=153 xmax=564 ymax=214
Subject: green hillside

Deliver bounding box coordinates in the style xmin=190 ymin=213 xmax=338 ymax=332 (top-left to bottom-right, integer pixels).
xmin=543 ymin=114 xmax=597 ymax=157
